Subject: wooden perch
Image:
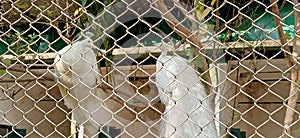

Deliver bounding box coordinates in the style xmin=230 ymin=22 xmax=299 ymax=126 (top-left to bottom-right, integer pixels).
xmin=0 ymin=65 xmax=54 ymax=81
xmin=153 ymin=0 xmax=212 ymax=94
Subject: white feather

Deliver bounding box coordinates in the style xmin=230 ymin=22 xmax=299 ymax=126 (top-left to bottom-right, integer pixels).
xmin=156 ymin=43 xmax=217 ymax=138
xmin=54 ymin=35 xmax=110 ymax=137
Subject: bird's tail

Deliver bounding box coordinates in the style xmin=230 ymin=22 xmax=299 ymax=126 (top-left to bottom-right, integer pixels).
xmin=73 ymin=87 xmax=112 ymax=137
xmin=161 ymin=86 xmax=218 ymax=138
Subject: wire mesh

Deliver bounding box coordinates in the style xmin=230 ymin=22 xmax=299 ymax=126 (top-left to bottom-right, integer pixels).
xmin=0 ymin=0 xmax=299 ymax=137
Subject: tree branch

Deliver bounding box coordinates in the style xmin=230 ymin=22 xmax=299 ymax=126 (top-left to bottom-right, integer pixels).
xmin=270 ymin=0 xmax=293 ymax=67
xmin=269 ymin=0 xmax=300 ymax=136
xmin=153 ymin=0 xmax=212 ymax=94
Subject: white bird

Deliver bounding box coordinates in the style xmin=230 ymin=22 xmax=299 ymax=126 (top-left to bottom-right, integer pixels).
xmin=155 ymin=42 xmax=218 ymax=138
xmin=54 ymin=33 xmax=110 ymax=137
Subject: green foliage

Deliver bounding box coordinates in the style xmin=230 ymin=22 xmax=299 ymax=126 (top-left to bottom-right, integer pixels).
xmin=28 ymin=33 xmax=38 ymax=44
xmin=217 ymin=1 xmax=294 ymax=42
xmin=186 ymin=46 xmax=204 ymax=68
xmin=82 ymin=0 xmax=112 ymax=16
xmin=5 ymin=31 xmax=39 ymax=55
xmin=0 ymin=42 xmax=8 ymax=55
xmin=39 ymin=28 xmax=67 ymax=52
xmin=0 ymin=70 xmax=5 ymax=76
xmin=1 ymin=26 xmax=67 ymax=55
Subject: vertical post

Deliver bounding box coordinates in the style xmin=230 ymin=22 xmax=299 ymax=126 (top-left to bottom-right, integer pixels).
xmin=70 ymin=114 xmax=77 ymax=138
xmin=282 ymin=0 xmax=300 ymax=136
xmin=78 ymin=125 xmax=84 ymax=138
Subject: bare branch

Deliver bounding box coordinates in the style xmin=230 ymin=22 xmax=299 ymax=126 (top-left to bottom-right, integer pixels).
xmin=153 ymin=0 xmax=212 ymax=94
xmin=270 ymin=0 xmax=293 ymax=67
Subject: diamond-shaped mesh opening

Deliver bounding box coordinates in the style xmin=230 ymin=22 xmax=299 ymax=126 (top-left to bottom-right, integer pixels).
xmin=0 ymin=0 xmax=300 ymax=137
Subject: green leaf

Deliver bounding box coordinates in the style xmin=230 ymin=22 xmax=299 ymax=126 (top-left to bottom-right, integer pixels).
xmin=0 ymin=42 xmax=8 ymax=55
xmin=233 ymin=110 xmax=240 ymax=117
xmin=194 ymin=57 xmax=203 ymax=68
xmin=185 ymin=46 xmax=203 ymax=68
xmin=0 ymin=70 xmax=5 ymax=76
xmin=103 ymin=0 xmax=112 ymax=5
xmin=47 ymin=10 xmax=53 ymax=17
xmin=14 ymin=2 xmax=30 ymax=10
xmin=28 ymin=33 xmax=38 ymax=40
xmin=74 ymin=8 xmax=82 ymax=17
xmin=1 ymin=59 xmax=10 ymax=66
xmin=82 ymin=0 xmax=88 ymax=6
xmin=38 ymin=5 xmax=46 ymax=10
xmin=39 ymin=34 xmax=50 ymax=53
xmin=185 ymin=46 xmax=195 ymax=59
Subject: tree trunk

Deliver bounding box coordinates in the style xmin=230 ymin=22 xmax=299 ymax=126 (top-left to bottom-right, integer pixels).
xmin=269 ymin=0 xmax=300 ymax=136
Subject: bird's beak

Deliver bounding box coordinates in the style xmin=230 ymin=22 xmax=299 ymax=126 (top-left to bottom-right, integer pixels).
xmin=91 ymin=44 xmax=105 ymax=55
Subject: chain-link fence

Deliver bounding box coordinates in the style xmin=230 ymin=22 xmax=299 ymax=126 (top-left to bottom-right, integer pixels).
xmin=0 ymin=0 xmax=299 ymax=137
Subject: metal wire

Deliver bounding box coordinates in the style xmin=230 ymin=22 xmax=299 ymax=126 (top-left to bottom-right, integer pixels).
xmin=0 ymin=0 xmax=299 ymax=137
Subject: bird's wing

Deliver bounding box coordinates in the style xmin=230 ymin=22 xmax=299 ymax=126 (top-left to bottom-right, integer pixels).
xmin=156 ymin=55 xmax=174 ymax=105
xmin=172 ymin=57 xmax=218 ymax=138
xmin=70 ymin=48 xmax=102 ymax=109
xmin=54 ymin=47 xmax=78 ymax=109
xmin=156 ymin=54 xmax=218 ymax=138
xmin=54 ymin=40 xmax=111 ymax=137
xmin=71 ymin=50 xmax=112 ymax=130
xmin=156 ymin=55 xmax=194 ymax=137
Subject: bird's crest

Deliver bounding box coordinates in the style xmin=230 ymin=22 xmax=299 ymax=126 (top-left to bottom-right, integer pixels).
xmin=85 ymin=32 xmax=94 ymax=38
xmin=84 ymin=32 xmax=94 ymax=43
xmin=77 ymin=32 xmax=95 ymax=47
